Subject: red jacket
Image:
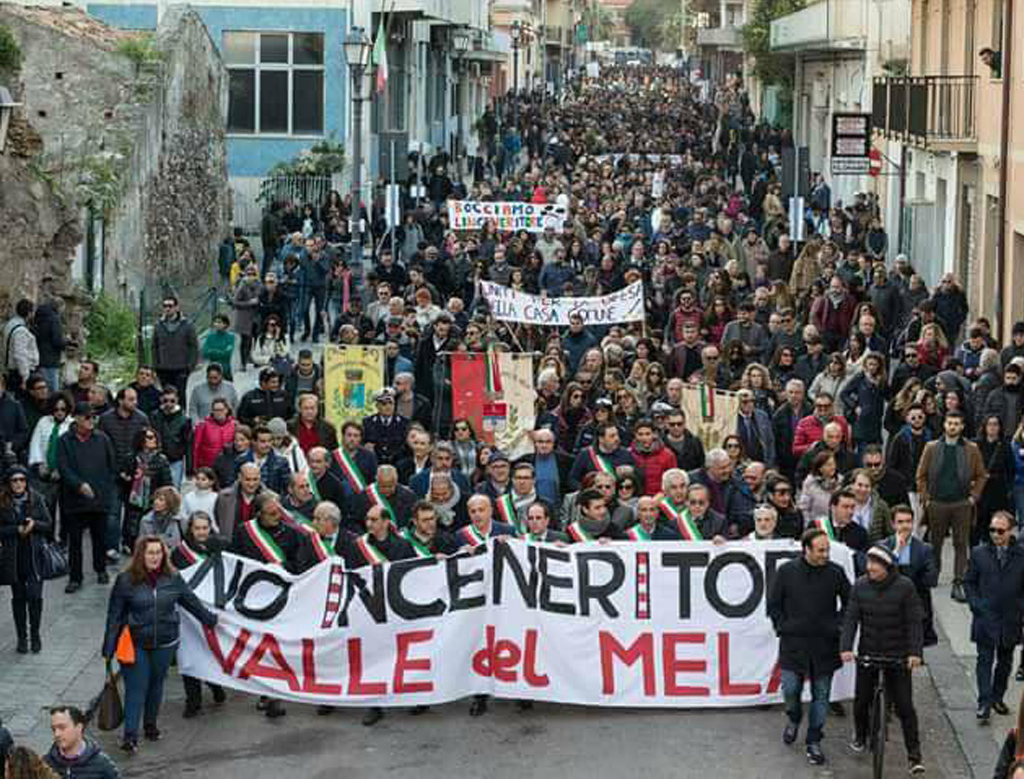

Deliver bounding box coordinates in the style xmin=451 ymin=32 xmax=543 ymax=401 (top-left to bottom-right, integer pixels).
xmin=792 ymin=414 xmax=850 ymax=457
xmin=193 ymin=415 xmax=237 ymax=471
xmin=629 ymin=442 xmax=678 ymax=496
xmin=810 ymin=293 xmax=857 ymax=340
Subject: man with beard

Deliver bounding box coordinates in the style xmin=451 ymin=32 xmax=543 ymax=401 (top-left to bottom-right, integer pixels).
xmin=565 ymin=488 xmax=627 ymax=542
xmin=667 ymin=320 xmax=705 ymax=381
xmin=402 ymin=500 xmax=459 ymax=557
xmin=629 ymin=419 xmax=678 ymax=496
xmin=663 ymin=409 xmax=705 ymax=471
xmin=626 ymin=495 xmax=681 ymax=540
xmin=983 ymin=363 xmax=1024 ymax=436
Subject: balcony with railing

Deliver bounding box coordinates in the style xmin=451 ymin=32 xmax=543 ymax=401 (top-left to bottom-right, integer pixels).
xmin=871 ymin=75 xmax=977 ymax=152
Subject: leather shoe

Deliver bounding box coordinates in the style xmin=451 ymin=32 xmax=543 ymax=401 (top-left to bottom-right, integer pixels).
xmin=977 ymin=706 xmax=991 ymax=724
xmin=783 ymin=722 xmax=799 ymax=745
xmin=31 ymin=635 xmax=41 ymax=653
xmin=264 ymin=701 xmax=286 ymax=719
xmin=469 ymin=697 xmax=488 ymax=717
xmin=951 ymin=583 xmax=967 ymax=602
xmin=65 ymin=581 xmax=81 ymax=594
xmin=993 ymin=701 xmax=1010 ymax=715
xmin=829 ymin=702 xmax=846 ymax=717
xmin=806 ymin=743 xmax=826 ymax=766
xmin=16 ymin=638 xmax=28 ymax=654
xmin=362 ymin=707 xmax=384 ymax=726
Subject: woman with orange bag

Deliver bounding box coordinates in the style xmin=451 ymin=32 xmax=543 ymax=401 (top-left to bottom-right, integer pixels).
xmin=102 ymin=535 xmax=218 ymax=754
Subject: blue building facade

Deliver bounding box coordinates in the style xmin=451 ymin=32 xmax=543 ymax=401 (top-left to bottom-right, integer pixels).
xmin=88 ymin=3 xmax=349 ymax=178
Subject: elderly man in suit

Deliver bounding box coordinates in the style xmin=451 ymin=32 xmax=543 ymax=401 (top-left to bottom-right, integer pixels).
xmin=883 ymin=504 xmax=939 ymax=647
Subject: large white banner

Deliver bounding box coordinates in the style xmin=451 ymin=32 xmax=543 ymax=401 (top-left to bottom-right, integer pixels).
xmin=178 ymin=540 xmax=856 ymax=708
xmin=479 ymin=280 xmax=645 ymax=326
xmin=448 ymin=200 xmax=568 ymax=233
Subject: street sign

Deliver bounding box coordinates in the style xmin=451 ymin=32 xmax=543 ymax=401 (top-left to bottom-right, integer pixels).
xmin=830 ymin=111 xmax=871 ymax=176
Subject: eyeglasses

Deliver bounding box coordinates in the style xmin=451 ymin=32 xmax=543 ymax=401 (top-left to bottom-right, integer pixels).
xmin=991 ymin=528 xmax=1009 ymax=535
xmin=864 ymin=461 xmax=883 ymax=469
xmin=725 ymin=442 xmax=741 ymax=449
xmin=668 ymin=421 xmax=685 ymax=427
xmin=9 ymin=476 xmax=26 ymax=483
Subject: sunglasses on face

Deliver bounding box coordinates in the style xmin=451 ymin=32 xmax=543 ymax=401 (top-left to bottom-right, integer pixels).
xmin=991 ymin=527 xmax=1009 ymax=535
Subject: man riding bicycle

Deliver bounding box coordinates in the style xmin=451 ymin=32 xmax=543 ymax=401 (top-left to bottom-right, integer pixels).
xmin=840 ymin=543 xmax=926 ymax=775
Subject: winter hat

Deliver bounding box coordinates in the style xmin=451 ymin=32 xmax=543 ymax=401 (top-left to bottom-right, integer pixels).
xmin=866 ymin=544 xmax=895 ymax=570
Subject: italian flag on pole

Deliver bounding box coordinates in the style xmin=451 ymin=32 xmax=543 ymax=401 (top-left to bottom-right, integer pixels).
xmin=373 ymin=18 xmax=388 ymax=94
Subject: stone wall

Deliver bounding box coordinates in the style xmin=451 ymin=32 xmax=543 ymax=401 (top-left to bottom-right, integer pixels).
xmin=0 ymin=4 xmax=230 ymax=300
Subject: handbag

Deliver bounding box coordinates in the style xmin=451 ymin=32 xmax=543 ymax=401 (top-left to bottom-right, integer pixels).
xmin=115 ymin=626 xmax=136 ymax=665
xmin=95 ymin=666 xmax=124 ymax=732
xmin=33 ymin=536 xmax=68 ymax=581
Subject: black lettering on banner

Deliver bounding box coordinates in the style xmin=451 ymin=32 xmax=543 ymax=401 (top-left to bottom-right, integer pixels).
xmin=493 ymin=541 xmax=538 ymax=608
xmin=538 ymin=547 xmax=576 ymax=615
xmin=661 ymin=551 xmax=710 ymax=619
xmin=387 ymin=557 xmax=446 ymax=620
xmin=576 ymin=551 xmax=624 ymax=617
xmin=233 ymin=569 xmax=292 ymax=621
xmin=704 ymin=552 xmax=763 ymax=618
xmin=765 ymin=550 xmax=801 ymax=600
xmin=447 ymin=554 xmax=486 ymax=612
xmin=336 ymin=567 xmax=387 ymax=627
xmin=186 ymin=555 xmax=243 ymax=610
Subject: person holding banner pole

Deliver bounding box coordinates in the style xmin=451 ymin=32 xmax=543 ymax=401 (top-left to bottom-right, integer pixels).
xmin=766 ymin=527 xmax=851 ymax=766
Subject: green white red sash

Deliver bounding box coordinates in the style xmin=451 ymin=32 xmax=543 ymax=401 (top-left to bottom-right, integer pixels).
xmin=813 ymin=516 xmax=836 ymax=540
xmin=659 ymin=497 xmax=685 ymax=524
xmin=367 ymin=483 xmax=398 ymax=528
xmin=308 ymin=532 xmax=334 ymax=562
xmin=587 ymin=447 xmax=615 ymax=476
xmin=525 ymin=532 xmax=547 ymax=542
xmin=496 ymin=494 xmax=524 ymax=535
xmin=458 ymin=524 xmax=488 ymax=547
xmin=281 ymin=504 xmax=313 ymax=532
xmin=334 ymin=449 xmax=368 ymax=493
xmin=177 ymin=540 xmax=205 ymax=565
xmin=243 ymin=520 xmax=286 ymax=564
xmin=355 ymin=534 xmax=387 ymax=565
xmin=402 ymin=528 xmax=434 ymax=558
xmin=567 ymin=521 xmax=594 ymax=542
xmin=626 ymin=524 xmax=652 ymax=541
xmin=699 ymin=383 xmax=715 ymax=420
xmin=307 ymin=473 xmax=322 ymax=503
xmin=673 ymin=510 xmax=704 ymax=541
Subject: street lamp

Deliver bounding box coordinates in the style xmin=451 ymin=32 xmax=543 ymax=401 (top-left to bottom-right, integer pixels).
xmin=453 ymin=29 xmax=471 ymax=168
xmin=509 ymin=20 xmax=521 ymax=128
xmin=343 ymin=25 xmax=372 ymax=270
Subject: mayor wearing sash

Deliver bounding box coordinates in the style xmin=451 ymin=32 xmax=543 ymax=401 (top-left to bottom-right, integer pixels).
xmin=522 ymin=501 xmax=569 ymax=543
xmin=345 ymin=504 xmax=414 ymax=727
xmin=329 ymin=422 xmax=378 ymax=499
xmin=626 ymin=496 xmax=681 ymax=541
xmin=565 ymin=489 xmax=627 ymax=542
xmin=567 ymin=423 xmax=637 ymax=491
xmin=402 ymin=501 xmax=460 ymax=557
xmin=298 ymin=501 xmax=353 ymax=574
xmin=231 ymin=495 xmax=305 ymax=720
xmin=170 ymin=511 xmax=227 ymax=719
xmin=660 ymin=484 xmax=728 ymax=542
xmin=349 ymin=465 xmax=417 ymax=534
xmin=306 ymin=446 xmax=347 ymax=508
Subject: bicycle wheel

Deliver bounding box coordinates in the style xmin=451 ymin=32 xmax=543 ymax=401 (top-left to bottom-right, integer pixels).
xmin=872 ymin=684 xmax=887 ymax=779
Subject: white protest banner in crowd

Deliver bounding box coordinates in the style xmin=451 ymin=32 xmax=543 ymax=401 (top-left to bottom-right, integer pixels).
xmin=479 ymin=280 xmax=645 ymax=326
xmin=178 ymin=540 xmax=856 ymax=708
xmin=448 ymin=200 xmax=568 ymax=233
xmin=591 ymin=154 xmax=686 ymax=165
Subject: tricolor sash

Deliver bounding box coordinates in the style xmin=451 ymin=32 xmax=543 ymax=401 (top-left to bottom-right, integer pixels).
xmin=402 ymin=528 xmax=434 ymax=558
xmin=524 ymin=532 xmax=547 ymax=543
xmin=813 ymin=516 xmax=836 ymax=540
xmin=587 ymin=447 xmax=615 ymax=476
xmin=308 ymin=473 xmax=322 ymax=503
xmin=334 ymin=449 xmax=368 ymax=493
xmin=308 ymin=532 xmax=334 ymax=562
xmin=626 ymin=524 xmax=652 ymax=541
xmin=658 ymin=497 xmax=685 ymax=523
xmin=355 ymin=533 xmax=387 ymax=565
xmin=177 ymin=540 xmax=205 ymax=565
xmin=243 ymin=520 xmax=286 ymax=564
xmin=458 ymin=524 xmax=488 ymax=547
xmin=496 ymin=494 xmax=524 ymax=535
xmin=367 ymin=483 xmax=398 ymax=528
xmin=674 ymin=509 xmax=704 ymax=541
xmin=566 ymin=521 xmax=594 ymax=542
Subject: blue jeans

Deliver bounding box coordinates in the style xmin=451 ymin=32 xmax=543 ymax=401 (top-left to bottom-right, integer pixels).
xmin=976 ymin=641 xmax=1015 ymax=709
xmin=39 ymin=366 xmax=60 ymax=392
xmin=169 ymin=460 xmax=184 ymax=490
xmin=105 ymin=489 xmax=124 ymax=553
xmin=122 ymin=645 xmax=176 ymax=740
xmin=780 ymin=668 xmax=833 ymax=744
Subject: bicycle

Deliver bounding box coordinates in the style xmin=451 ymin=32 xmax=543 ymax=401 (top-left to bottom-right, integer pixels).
xmin=858 ymin=654 xmax=907 ymax=779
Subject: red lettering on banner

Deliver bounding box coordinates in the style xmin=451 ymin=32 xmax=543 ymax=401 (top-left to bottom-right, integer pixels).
xmin=347 ymin=637 xmax=387 ymax=695
xmin=393 ymin=630 xmax=435 ymax=694
xmin=599 ymin=631 xmax=655 ymax=695
xmin=471 ymin=626 xmax=550 ymax=686
xmin=766 ymin=661 xmax=782 ymax=694
xmin=662 ymin=633 xmax=709 ymax=696
xmin=301 ymin=638 xmax=342 ymax=695
xmin=203 ymin=625 xmax=250 ymax=675
xmin=717 ymin=632 xmax=760 ymax=696
xmin=238 ymin=633 xmax=300 ymax=692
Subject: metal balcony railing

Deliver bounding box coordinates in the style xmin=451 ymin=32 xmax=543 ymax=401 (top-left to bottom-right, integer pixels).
xmin=871 ymin=75 xmax=977 ymax=147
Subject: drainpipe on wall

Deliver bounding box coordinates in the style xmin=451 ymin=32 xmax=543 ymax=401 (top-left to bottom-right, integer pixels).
xmin=996 ymin=0 xmax=1013 ymax=340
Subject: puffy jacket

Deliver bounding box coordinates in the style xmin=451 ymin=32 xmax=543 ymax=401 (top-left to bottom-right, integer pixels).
xmin=628 ymin=442 xmax=678 ymax=496
xmin=98 ymin=408 xmax=150 ymax=462
xmin=45 ymin=739 xmax=120 ymax=779
xmin=192 ymin=415 xmax=236 ymax=472
xmin=840 ymin=569 xmax=924 ymax=658
xmin=56 ymin=428 xmax=117 ymax=516
xmin=151 ymin=406 xmax=191 ymax=464
xmin=102 ymin=570 xmax=216 ymax=657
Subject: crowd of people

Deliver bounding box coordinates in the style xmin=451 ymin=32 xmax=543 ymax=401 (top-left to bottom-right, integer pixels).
xmin=4 ymin=64 xmax=1024 ymax=778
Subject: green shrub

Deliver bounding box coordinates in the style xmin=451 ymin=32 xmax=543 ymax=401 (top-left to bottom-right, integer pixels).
xmin=85 ymin=293 xmax=136 ymax=359
xmin=0 ymin=25 xmax=22 ymax=72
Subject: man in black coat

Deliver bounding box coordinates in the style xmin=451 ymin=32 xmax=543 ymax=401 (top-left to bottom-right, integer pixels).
xmin=840 ymin=545 xmax=924 ymax=771
xmin=767 ymin=527 xmax=851 ymax=765
xmin=883 ymin=505 xmax=938 ymax=647
xmin=964 ymin=510 xmax=1024 ymax=722
xmin=772 ymin=378 xmax=812 ymax=483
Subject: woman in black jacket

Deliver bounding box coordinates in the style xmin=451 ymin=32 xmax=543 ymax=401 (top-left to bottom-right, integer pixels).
xmin=122 ymin=427 xmax=172 ymax=553
xmin=993 ymin=689 xmax=1024 ymax=777
xmin=0 ymin=466 xmax=53 ymax=653
xmin=171 ymin=511 xmax=228 ymax=718
xmin=102 ymin=535 xmax=217 ymax=754
xmin=976 ymin=414 xmax=1015 ymax=548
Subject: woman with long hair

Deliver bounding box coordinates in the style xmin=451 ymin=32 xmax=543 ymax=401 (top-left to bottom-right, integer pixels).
xmin=103 ymin=536 xmax=218 ymax=753
xmin=769 ymin=346 xmax=799 ymax=393
xmin=0 ymin=467 xmax=53 ymax=654
xmin=740 ymin=362 xmax=777 ymax=414
xmin=916 ymin=322 xmax=949 ymax=372
xmin=643 ymin=362 xmax=667 ymax=407
xmin=7 ymin=746 xmax=58 ymax=779
xmin=702 ymin=295 xmax=734 ymax=346
xmin=551 ymin=382 xmax=592 ymax=454
xmin=797 ymin=451 xmax=840 ymax=523
xmin=26 ymin=392 xmax=73 ymax=538
xmin=993 ymin=688 xmax=1024 ymax=777
xmin=974 ymin=414 xmax=1015 ymax=548
xmin=451 ymin=418 xmax=479 ymax=481
xmin=251 ymin=315 xmax=291 ymax=374
xmin=122 ymin=427 xmax=172 ymax=554
xmin=138 ymin=486 xmax=183 ymax=550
